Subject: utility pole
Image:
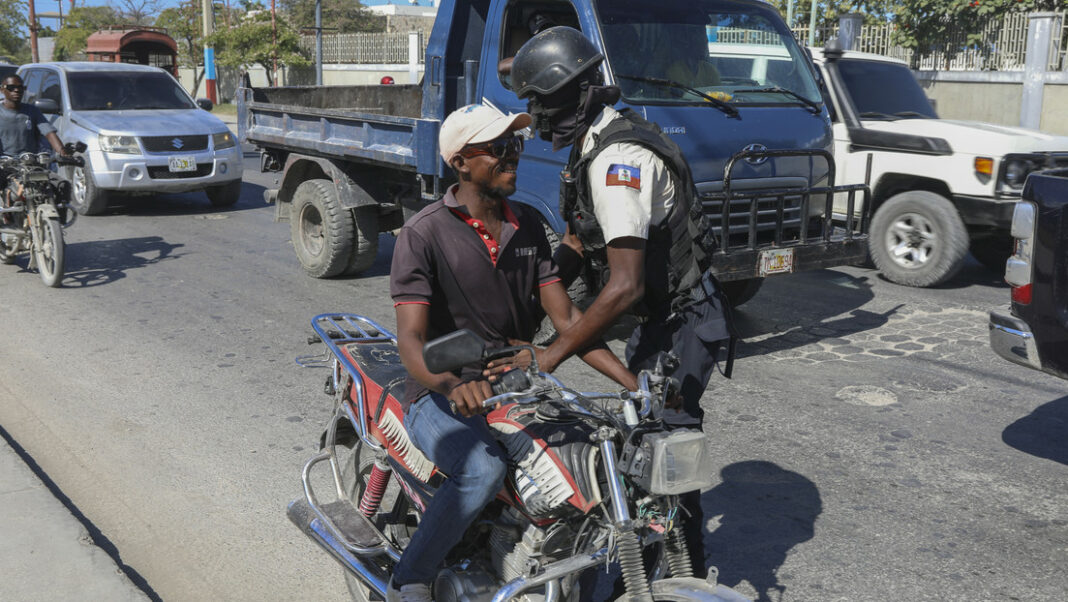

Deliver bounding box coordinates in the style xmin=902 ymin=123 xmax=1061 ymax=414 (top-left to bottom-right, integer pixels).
xmin=787 ymin=0 xmax=794 ymax=30
xmin=315 ymin=0 xmax=323 ymax=86
xmin=271 ymin=0 xmax=278 ymax=86
xmin=201 ymin=0 xmax=217 ymax=103
xmin=808 ymin=0 xmax=818 ymax=47
xmin=28 ymin=0 xmax=40 ymax=63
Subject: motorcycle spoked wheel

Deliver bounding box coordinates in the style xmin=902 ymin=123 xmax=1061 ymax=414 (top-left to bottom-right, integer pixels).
xmin=339 ymin=439 xmax=419 ymax=602
xmin=32 ymin=213 xmax=65 ymax=287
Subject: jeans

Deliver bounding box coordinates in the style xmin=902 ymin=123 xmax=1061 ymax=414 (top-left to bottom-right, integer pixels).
xmin=391 ymin=391 xmax=508 ymax=586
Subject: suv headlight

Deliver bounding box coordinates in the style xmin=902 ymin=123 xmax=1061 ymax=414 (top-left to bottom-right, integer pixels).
xmin=998 ymin=154 xmax=1045 ymax=193
xmin=213 ymin=131 xmax=236 ymax=150
xmin=1003 ymin=159 xmax=1029 ymax=187
xmin=99 ymin=135 xmax=140 ymax=154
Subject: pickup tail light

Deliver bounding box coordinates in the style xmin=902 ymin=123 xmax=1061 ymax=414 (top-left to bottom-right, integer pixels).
xmin=1005 ymin=201 xmax=1036 ymax=304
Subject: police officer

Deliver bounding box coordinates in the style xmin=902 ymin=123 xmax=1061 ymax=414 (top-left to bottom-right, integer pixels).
xmin=511 ymin=26 xmax=735 ymax=579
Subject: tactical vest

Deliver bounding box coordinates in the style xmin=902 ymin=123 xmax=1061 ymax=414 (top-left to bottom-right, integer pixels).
xmin=560 ymin=109 xmax=715 ymax=319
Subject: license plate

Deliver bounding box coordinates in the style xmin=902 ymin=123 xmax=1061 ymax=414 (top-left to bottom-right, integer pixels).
xmin=759 ymin=248 xmax=795 ymax=277
xmin=168 ymin=155 xmax=197 ymax=172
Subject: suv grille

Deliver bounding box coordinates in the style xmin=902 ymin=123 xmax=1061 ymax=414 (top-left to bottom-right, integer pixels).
xmin=147 ymin=164 xmax=213 ymax=179
xmin=141 ymin=135 xmax=209 ymax=153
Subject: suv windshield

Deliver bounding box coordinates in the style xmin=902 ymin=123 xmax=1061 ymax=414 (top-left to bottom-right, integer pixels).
xmin=595 ymin=0 xmax=821 ymax=107
xmin=68 ymin=71 xmax=196 ymax=111
xmin=837 ymin=58 xmax=937 ymax=119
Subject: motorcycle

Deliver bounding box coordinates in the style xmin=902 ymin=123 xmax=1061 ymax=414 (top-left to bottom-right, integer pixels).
xmin=291 ymin=313 xmax=749 ymax=602
xmin=0 ymin=142 xmax=86 ymax=287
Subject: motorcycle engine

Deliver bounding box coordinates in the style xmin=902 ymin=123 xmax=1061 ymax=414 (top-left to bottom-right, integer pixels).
xmin=434 ymin=565 xmax=498 ymax=602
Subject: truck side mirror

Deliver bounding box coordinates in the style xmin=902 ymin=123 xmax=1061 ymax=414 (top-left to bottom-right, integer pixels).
xmin=34 ymin=98 xmax=60 ymax=114
xmin=197 ymin=98 xmax=214 ymax=112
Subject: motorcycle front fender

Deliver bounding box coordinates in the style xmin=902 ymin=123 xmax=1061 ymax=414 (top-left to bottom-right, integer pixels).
xmin=36 ymin=203 xmax=59 ymax=221
xmin=651 ymin=577 xmax=752 ymax=602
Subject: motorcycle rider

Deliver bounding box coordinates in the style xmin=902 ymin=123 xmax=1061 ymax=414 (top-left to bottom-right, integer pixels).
xmin=510 ymin=26 xmax=736 ymax=578
xmin=1 ymin=74 xmax=70 ymax=219
xmin=387 ymin=103 xmax=637 ymax=602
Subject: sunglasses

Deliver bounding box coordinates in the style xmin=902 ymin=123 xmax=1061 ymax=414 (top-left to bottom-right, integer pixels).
xmin=2 ymin=84 xmax=25 ymax=92
xmin=460 ymin=135 xmax=524 ymax=160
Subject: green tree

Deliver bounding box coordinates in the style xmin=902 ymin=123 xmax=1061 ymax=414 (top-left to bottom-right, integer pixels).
xmin=54 ymin=6 xmax=120 ymax=60
xmin=207 ymin=11 xmax=309 ymax=86
xmin=768 ymin=0 xmax=895 ymax=30
xmin=279 ymin=0 xmax=385 ymax=34
xmin=156 ymin=1 xmax=205 ymax=95
xmin=892 ymin=0 xmax=1068 ymax=65
xmin=0 ymin=0 xmax=29 ymax=63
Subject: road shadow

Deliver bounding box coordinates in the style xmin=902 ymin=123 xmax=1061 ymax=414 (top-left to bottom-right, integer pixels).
xmin=1002 ymin=395 xmax=1068 ymax=465
xmin=864 ymin=255 xmax=1010 ymax=291
xmin=61 ymin=236 xmax=185 ymax=288
xmin=96 ymin=181 xmax=267 ymax=217
xmin=703 ymin=460 xmax=822 ymax=602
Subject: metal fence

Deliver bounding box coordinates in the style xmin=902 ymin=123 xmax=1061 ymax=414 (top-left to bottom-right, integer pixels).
xmin=792 ymin=11 xmax=1067 ymax=71
xmin=299 ymin=32 xmax=426 ymax=64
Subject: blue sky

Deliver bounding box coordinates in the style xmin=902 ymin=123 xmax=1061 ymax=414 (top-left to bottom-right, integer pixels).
xmin=43 ymin=0 xmax=430 ymax=10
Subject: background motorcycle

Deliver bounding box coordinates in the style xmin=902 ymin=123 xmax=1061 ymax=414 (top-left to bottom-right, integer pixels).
xmin=0 ymin=142 xmax=86 ymax=287
xmin=291 ymin=313 xmax=750 ymax=602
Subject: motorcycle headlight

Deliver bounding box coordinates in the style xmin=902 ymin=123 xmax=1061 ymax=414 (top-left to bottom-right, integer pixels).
xmin=213 ymin=131 xmax=236 ymax=150
xmin=99 ymin=135 xmax=140 ymax=154
xmin=645 ymin=429 xmax=715 ymax=495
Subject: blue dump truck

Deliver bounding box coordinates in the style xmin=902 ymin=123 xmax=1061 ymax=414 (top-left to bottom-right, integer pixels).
xmin=238 ymin=0 xmax=870 ymax=307
xmin=989 ymin=167 xmax=1068 ymax=381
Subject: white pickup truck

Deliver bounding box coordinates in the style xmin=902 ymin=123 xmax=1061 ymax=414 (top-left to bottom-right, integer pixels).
xmin=810 ymin=46 xmax=1068 ymax=287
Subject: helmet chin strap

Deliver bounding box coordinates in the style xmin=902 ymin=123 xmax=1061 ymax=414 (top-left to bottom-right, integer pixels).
xmin=531 ymin=81 xmax=621 ymax=152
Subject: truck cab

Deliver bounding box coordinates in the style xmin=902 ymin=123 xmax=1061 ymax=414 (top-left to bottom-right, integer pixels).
xmin=812 ymin=46 xmax=1068 ymax=287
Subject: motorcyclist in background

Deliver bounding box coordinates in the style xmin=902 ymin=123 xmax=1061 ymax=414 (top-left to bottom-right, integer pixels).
xmin=1 ymin=74 xmax=71 ymax=219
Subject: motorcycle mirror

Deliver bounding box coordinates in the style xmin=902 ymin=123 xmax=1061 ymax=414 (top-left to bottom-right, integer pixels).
xmin=73 ymin=141 xmax=87 ymax=153
xmin=422 ymin=329 xmax=486 ymax=374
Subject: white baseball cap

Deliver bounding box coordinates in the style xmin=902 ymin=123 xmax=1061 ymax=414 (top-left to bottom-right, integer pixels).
xmin=439 ymin=103 xmax=532 ymax=163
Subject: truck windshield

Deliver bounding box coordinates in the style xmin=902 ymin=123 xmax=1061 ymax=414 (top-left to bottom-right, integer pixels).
xmin=68 ymin=71 xmax=197 ymax=111
xmin=837 ymin=59 xmax=937 ymax=119
xmin=595 ymin=0 xmax=821 ymax=107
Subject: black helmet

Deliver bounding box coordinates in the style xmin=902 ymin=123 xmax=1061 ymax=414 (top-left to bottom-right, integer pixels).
xmin=512 ymin=26 xmax=604 ymax=99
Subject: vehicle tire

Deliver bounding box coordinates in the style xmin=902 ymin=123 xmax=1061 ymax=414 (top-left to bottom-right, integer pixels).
xmin=970 ymin=234 xmax=1014 ymax=274
xmin=339 ymin=439 xmax=413 ymax=602
xmin=70 ymin=161 xmax=109 ymax=216
xmin=34 ymin=215 xmax=64 ymax=287
xmin=291 ymin=179 xmax=354 ymax=278
xmin=340 ymin=206 xmax=380 ymax=276
xmin=868 ymin=191 xmax=969 ymax=287
xmin=719 ymin=277 xmax=764 ymax=308
xmin=533 ymin=215 xmax=589 ymax=346
xmin=206 ymin=180 xmax=242 ymax=208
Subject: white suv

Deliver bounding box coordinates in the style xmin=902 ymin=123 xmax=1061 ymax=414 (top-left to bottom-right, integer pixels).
xmin=18 ymin=62 xmax=243 ymax=215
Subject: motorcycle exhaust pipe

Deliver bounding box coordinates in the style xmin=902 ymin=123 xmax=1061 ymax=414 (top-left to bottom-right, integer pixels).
xmin=286 ymin=498 xmax=389 ymax=597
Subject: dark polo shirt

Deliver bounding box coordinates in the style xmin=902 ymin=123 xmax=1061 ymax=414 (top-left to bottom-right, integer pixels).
xmin=390 ymin=184 xmax=560 ymax=409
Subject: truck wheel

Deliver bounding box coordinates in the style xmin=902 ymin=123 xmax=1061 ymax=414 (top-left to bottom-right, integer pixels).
xmin=206 ymin=180 xmax=242 ymax=208
xmin=533 ymin=216 xmax=589 ymax=345
xmin=869 ymin=191 xmax=968 ymax=287
xmin=720 ymin=277 xmax=764 ymax=308
xmin=291 ymin=179 xmax=354 ymax=278
xmin=970 ymin=235 xmax=1013 ymax=274
xmin=70 ymin=161 xmax=109 ymax=216
xmin=340 ymin=206 xmax=380 ymax=276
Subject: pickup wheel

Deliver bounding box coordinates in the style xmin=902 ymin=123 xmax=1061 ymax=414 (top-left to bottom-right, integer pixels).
xmin=340 ymin=206 xmax=379 ymax=276
xmin=720 ymin=277 xmax=764 ymax=308
xmin=291 ymin=179 xmax=354 ymax=278
xmin=533 ymin=216 xmax=589 ymax=345
xmin=205 ymin=180 xmax=242 ymax=207
xmin=869 ymin=191 xmax=968 ymax=287
xmin=70 ymin=161 xmax=109 ymax=216
xmin=970 ymin=235 xmax=1014 ymax=274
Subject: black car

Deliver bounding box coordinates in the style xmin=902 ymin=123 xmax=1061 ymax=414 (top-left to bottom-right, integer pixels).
xmin=989 ymin=167 xmax=1068 ymax=380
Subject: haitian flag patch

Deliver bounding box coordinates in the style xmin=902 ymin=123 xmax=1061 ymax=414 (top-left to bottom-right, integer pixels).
xmin=606 ymin=164 xmax=641 ymax=190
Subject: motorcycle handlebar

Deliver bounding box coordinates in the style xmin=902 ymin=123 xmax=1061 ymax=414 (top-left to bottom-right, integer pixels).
xmin=55 ymin=155 xmax=84 ymax=167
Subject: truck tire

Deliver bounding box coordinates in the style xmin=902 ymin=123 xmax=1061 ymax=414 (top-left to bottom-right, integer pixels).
xmin=970 ymin=235 xmax=1013 ymax=274
xmin=869 ymin=191 xmax=968 ymax=287
xmin=70 ymin=161 xmax=109 ymax=216
xmin=291 ymin=179 xmax=354 ymax=278
xmin=206 ymin=180 xmax=242 ymax=208
xmin=340 ymin=206 xmax=379 ymax=276
xmin=533 ymin=216 xmax=589 ymax=345
xmin=720 ymin=277 xmax=764 ymax=308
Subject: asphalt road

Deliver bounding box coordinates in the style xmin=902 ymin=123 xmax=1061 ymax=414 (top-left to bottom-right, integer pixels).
xmin=0 ymin=153 xmax=1064 ymax=602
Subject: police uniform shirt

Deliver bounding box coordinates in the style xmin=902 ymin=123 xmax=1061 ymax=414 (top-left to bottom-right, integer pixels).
xmin=0 ymin=104 xmax=55 ymax=156
xmin=579 ymin=106 xmax=675 ymax=244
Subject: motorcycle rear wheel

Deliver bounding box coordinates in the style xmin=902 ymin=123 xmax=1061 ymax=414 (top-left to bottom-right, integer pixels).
xmin=340 ymin=439 xmax=417 ymax=602
xmin=33 ymin=216 xmax=64 ymax=287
